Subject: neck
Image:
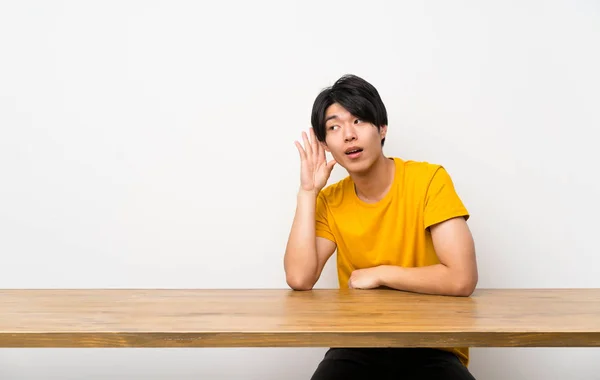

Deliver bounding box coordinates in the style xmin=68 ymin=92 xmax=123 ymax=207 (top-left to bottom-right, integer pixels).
xmin=350 ymin=155 xmax=395 ymax=203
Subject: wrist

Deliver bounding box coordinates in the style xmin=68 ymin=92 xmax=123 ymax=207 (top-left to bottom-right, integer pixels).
xmin=375 ymin=265 xmax=392 ymax=287
xmin=298 ymin=188 xmax=319 ymax=198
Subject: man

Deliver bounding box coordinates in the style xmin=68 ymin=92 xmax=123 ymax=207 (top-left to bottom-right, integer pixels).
xmin=284 ymin=74 xmax=478 ymax=379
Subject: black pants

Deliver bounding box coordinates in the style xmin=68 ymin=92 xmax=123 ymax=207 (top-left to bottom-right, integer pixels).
xmin=310 ymin=348 xmax=476 ymax=380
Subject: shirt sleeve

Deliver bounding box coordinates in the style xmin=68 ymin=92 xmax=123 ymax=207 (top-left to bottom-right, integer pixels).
xmin=424 ymin=166 xmax=470 ymax=229
xmin=315 ymin=192 xmax=336 ymax=242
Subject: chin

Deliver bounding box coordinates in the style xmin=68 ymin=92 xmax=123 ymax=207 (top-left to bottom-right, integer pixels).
xmin=343 ymin=157 xmax=375 ymax=175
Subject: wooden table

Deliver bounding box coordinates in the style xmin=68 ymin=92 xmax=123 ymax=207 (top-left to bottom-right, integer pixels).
xmin=1 ymin=288 xmax=599 ymax=348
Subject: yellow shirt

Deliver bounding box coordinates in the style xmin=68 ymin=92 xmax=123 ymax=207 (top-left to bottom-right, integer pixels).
xmin=315 ymin=156 xmax=471 ymax=366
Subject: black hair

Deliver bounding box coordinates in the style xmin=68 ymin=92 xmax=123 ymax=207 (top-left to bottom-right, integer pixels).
xmin=311 ymin=74 xmax=388 ymax=146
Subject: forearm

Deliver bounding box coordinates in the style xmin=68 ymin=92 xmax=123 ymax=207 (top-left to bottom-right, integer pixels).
xmin=377 ymin=264 xmax=476 ymax=297
xmin=284 ymin=190 xmax=319 ymax=288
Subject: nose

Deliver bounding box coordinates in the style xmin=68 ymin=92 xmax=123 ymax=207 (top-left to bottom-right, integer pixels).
xmin=343 ymin=124 xmax=357 ymax=143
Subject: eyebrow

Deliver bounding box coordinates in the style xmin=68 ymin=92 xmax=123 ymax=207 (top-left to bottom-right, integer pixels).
xmin=324 ymin=115 xmax=338 ymax=123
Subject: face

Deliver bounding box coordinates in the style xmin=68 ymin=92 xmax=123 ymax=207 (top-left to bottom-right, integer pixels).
xmin=322 ymin=103 xmax=387 ymax=173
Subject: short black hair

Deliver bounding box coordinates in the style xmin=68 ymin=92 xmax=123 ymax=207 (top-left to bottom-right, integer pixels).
xmin=311 ymin=74 xmax=388 ymax=146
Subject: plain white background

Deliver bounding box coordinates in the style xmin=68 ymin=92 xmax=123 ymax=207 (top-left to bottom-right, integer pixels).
xmin=1 ymin=1 xmax=599 ymax=379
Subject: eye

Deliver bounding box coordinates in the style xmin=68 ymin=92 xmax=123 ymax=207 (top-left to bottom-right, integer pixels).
xmin=328 ymin=125 xmax=339 ymax=130
xmin=354 ymin=119 xmax=362 ymax=124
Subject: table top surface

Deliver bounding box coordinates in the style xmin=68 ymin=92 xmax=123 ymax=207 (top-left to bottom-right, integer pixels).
xmin=2 ymin=288 xmax=599 ymax=348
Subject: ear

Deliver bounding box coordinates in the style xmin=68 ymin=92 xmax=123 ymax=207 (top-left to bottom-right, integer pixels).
xmin=320 ymin=141 xmax=330 ymax=152
xmin=380 ymin=124 xmax=388 ymax=139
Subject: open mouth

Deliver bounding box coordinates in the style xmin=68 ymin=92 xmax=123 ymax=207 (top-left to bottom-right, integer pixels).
xmin=345 ymin=148 xmax=363 ymax=155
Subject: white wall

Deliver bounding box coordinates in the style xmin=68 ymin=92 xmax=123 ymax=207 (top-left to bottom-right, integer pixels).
xmin=1 ymin=1 xmax=598 ymax=378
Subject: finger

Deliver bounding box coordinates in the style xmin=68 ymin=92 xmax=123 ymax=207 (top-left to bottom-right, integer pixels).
xmin=294 ymin=141 xmax=307 ymax=161
xmin=302 ymin=131 xmax=313 ymax=160
xmin=326 ymin=158 xmax=337 ymax=171
xmin=310 ymin=128 xmax=319 ymax=162
xmin=317 ymin=141 xmax=326 ymax=164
